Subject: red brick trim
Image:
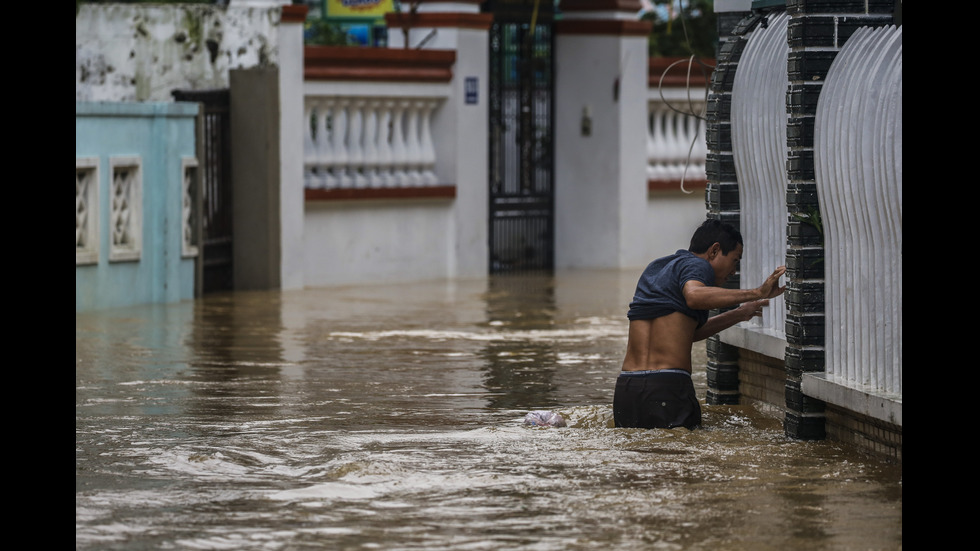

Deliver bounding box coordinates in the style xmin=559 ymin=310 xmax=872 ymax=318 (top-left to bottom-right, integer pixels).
xmin=648 ymin=179 xmax=707 ymax=192
xmin=281 ymin=4 xmax=308 ymax=24
xmin=306 ymin=186 xmax=457 ymax=201
xmin=305 ymin=46 xmax=456 ymax=82
xmin=559 ymin=0 xmax=643 ymax=12
xmin=411 ymin=0 xmax=482 ymax=5
xmin=385 ymin=12 xmax=494 ymax=30
xmin=649 ymin=57 xmax=715 ymax=88
xmin=555 ymin=19 xmax=652 ymax=36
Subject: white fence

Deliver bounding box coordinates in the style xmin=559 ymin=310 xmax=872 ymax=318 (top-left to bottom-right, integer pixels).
xmin=815 ymin=25 xmax=903 ymax=397
xmin=726 ymin=12 xmax=901 ymax=421
xmin=731 ymin=12 xmax=790 ymax=339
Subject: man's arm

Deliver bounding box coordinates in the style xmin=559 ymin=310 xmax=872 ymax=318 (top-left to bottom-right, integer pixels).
xmin=683 ymin=266 xmax=787 ymax=311
xmin=692 ymin=299 xmax=769 ymax=341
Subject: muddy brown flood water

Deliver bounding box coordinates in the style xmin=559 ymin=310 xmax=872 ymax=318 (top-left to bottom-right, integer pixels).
xmin=76 ymin=271 xmax=902 ymax=550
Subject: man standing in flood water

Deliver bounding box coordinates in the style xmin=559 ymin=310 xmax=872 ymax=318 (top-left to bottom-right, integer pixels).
xmin=613 ymin=219 xmax=786 ymax=429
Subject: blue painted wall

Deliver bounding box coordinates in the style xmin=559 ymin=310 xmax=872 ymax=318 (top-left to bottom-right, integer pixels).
xmin=76 ymin=102 xmax=199 ymax=311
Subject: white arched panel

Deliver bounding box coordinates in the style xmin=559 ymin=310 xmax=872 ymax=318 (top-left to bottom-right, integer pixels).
xmin=815 ymin=25 xmax=902 ymax=395
xmin=731 ymin=12 xmax=790 ymax=337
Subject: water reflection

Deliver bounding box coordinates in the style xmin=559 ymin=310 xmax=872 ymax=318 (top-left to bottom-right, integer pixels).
xmin=186 ymin=291 xmax=287 ymax=420
xmin=481 ymin=273 xmax=561 ymax=409
xmin=76 ymin=272 xmax=901 ymax=550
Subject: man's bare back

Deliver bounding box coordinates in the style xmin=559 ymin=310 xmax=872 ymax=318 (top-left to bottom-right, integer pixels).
xmin=621 ymin=313 xmax=698 ymax=373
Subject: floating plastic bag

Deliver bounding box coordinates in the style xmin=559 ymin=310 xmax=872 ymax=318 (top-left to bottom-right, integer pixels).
xmin=522 ymin=411 xmax=566 ymax=427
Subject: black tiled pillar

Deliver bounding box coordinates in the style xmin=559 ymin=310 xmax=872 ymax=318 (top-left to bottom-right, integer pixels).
xmin=783 ymin=0 xmax=897 ymax=439
xmin=704 ymin=6 xmax=763 ymax=406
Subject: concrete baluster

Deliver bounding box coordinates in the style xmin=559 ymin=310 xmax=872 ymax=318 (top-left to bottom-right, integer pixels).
xmin=690 ymin=113 xmax=707 ymax=179
xmin=362 ymin=98 xmax=380 ymax=187
xmin=348 ymin=99 xmax=368 ymax=188
xmin=333 ymin=98 xmax=351 ymax=187
xmin=645 ymin=103 xmax=657 ymax=181
xmin=316 ymin=98 xmax=336 ymax=188
xmin=390 ymin=99 xmax=407 ymax=186
xmin=376 ymin=100 xmax=394 ymax=187
xmin=419 ymin=99 xmax=438 ymax=185
xmin=665 ymin=109 xmax=685 ymax=180
xmin=303 ymin=99 xmax=319 ymax=189
xmin=404 ymin=100 xmax=422 ymax=186
xmin=648 ymin=105 xmax=668 ymax=180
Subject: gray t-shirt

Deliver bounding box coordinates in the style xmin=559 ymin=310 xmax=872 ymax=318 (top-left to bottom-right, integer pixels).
xmin=627 ymin=250 xmax=715 ymax=328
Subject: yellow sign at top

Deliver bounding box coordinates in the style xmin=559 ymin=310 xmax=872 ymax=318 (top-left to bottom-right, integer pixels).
xmin=326 ymin=0 xmax=395 ymax=19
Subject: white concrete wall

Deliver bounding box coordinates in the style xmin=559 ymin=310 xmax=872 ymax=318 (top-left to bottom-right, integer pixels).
xmin=76 ymin=3 xmax=285 ymax=102
xmin=555 ymin=31 xmax=694 ymax=271
xmin=303 ymin=200 xmax=456 ymax=286
xmin=554 ymin=35 xmax=627 ymax=269
xmin=639 ymin=191 xmax=709 ymax=259
xmin=442 ymin=28 xmax=489 ymax=279
xmin=278 ymin=13 xmax=306 ymax=290
xmin=616 ymin=35 xmax=656 ymax=270
xmin=304 ymin=11 xmax=489 ymax=286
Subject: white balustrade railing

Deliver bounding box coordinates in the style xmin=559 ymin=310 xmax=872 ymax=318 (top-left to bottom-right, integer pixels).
xmin=304 ymin=93 xmax=445 ymax=190
xmin=646 ymin=90 xmax=707 ymax=189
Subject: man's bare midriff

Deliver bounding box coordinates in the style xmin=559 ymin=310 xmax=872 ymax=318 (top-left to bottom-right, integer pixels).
xmin=621 ymin=312 xmax=698 ymax=373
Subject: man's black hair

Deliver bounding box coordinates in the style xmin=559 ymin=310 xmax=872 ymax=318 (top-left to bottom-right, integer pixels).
xmin=688 ymin=219 xmax=743 ymax=255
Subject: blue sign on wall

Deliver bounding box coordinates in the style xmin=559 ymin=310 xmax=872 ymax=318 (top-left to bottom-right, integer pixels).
xmin=465 ymin=77 xmax=478 ymax=105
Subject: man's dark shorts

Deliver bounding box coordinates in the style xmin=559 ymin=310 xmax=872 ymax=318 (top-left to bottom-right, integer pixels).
xmin=613 ymin=370 xmax=702 ymax=430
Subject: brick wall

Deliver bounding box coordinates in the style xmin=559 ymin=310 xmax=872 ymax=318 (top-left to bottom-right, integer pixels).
xmin=825 ymin=405 xmax=903 ymax=461
xmin=738 ymin=350 xmax=786 ymax=410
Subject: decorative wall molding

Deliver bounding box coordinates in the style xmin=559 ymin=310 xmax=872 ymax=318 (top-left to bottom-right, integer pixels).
xmin=280 ymin=3 xmax=308 ymax=23
xmin=305 ymin=185 xmax=456 ymax=201
xmin=108 ymin=156 xmax=142 ymax=263
xmin=305 ymin=46 xmax=456 ymax=82
xmin=384 ymin=12 xmax=494 ymax=31
xmin=554 ymin=19 xmax=652 ymax=36
xmin=182 ymin=157 xmax=200 ymax=259
xmin=76 ymin=157 xmax=100 ymax=266
xmin=304 ymin=94 xmax=447 ymax=191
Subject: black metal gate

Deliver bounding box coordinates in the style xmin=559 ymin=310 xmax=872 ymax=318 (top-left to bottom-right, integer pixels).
xmin=486 ymin=1 xmax=555 ymax=273
xmin=172 ymin=89 xmax=234 ymax=293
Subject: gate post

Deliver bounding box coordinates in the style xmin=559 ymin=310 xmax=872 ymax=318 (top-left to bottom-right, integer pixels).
xmin=229 ymin=3 xmax=307 ymax=290
xmin=279 ymin=4 xmax=308 ymax=290
xmin=386 ymin=2 xmax=493 ymax=278
xmin=553 ymin=1 xmax=652 ymax=269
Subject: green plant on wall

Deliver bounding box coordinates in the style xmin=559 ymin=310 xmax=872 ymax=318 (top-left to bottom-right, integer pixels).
xmin=642 ymin=0 xmax=717 ymax=58
xmin=791 ymin=206 xmax=824 ymax=239
xmin=305 ymin=17 xmax=355 ymax=46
